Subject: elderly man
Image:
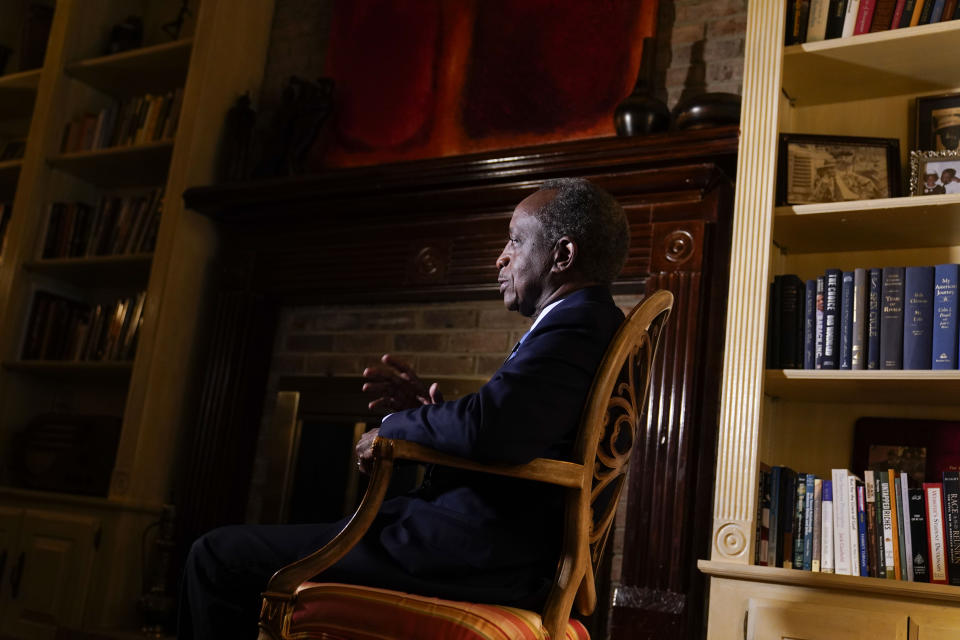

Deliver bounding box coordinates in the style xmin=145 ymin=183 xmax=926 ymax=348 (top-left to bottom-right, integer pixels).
xmin=179 ymin=177 xmax=630 ymax=639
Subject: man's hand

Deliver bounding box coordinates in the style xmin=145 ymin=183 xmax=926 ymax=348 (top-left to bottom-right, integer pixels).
xmin=361 ymin=354 xmax=443 ymax=412
xmin=355 ymin=427 xmax=379 ymax=475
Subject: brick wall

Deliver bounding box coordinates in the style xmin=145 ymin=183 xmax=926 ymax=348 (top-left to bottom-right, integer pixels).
xmin=256 ymin=0 xmax=747 ymax=123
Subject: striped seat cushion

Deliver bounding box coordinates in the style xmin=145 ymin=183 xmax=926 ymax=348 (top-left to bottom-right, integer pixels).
xmin=289 ymin=582 xmax=590 ymax=640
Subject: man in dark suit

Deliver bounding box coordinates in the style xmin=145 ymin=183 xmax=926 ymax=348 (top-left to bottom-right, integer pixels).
xmin=179 ymin=177 xmax=629 ymax=639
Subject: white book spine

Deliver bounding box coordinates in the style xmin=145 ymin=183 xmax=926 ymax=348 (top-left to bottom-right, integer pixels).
xmin=832 ymin=469 xmax=851 ymax=575
xmin=842 ymin=0 xmax=862 ymax=37
xmin=927 ymin=485 xmax=948 ymax=582
xmin=822 ymin=483 xmax=834 ymax=573
xmin=881 ymin=476 xmax=896 ymax=575
xmin=806 ymin=0 xmax=831 ymax=42
xmin=848 ymin=475 xmax=861 ymax=575
xmin=900 ymin=472 xmax=914 ymax=581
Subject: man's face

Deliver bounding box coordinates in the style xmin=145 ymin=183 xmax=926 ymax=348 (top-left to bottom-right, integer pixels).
xmin=942 ymin=170 xmax=956 ymax=184
xmin=927 ymin=174 xmax=939 ymax=186
xmin=496 ymin=190 xmax=556 ymax=317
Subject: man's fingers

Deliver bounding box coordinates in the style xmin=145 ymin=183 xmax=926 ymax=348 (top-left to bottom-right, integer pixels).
xmin=381 ymin=354 xmax=415 ymax=376
xmin=429 ymin=382 xmax=443 ymax=404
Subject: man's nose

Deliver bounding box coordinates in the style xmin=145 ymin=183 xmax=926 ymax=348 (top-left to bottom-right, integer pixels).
xmin=496 ymin=251 xmax=509 ymax=270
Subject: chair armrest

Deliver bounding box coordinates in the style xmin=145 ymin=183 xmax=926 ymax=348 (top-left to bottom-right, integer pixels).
xmin=384 ymin=438 xmax=586 ymax=489
xmin=263 ymin=437 xmax=587 ymax=597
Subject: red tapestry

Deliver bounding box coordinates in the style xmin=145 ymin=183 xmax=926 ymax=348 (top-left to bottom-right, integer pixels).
xmin=312 ymin=0 xmax=658 ymax=169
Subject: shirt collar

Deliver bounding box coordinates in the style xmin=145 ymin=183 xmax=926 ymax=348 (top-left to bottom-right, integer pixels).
xmin=528 ymin=297 xmax=565 ymax=335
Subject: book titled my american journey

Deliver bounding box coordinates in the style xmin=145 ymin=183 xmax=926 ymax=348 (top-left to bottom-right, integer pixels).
xmin=933 ymin=263 xmax=958 ymax=369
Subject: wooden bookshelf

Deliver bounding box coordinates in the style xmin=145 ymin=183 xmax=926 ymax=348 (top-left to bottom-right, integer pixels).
xmin=773 ymin=194 xmax=960 ymax=253
xmin=765 ymin=369 xmax=960 ymax=405
xmin=699 ymin=560 xmax=960 ymax=604
xmin=23 ymin=254 xmax=153 ymax=287
xmin=48 ymin=140 xmax=173 ymax=186
xmin=0 ymin=69 xmax=41 ymax=119
xmin=782 ymin=20 xmax=960 ymax=105
xmin=0 ymin=159 xmax=21 ymax=193
xmin=65 ymin=38 xmax=193 ymax=96
xmin=0 ymin=68 xmax=42 ymax=91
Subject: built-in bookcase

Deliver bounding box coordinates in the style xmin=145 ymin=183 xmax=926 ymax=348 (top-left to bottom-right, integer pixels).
xmin=701 ymin=7 xmax=960 ymax=640
xmin=0 ymin=0 xmax=275 ymax=635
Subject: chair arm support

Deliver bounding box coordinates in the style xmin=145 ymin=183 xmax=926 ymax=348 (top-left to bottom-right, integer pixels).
xmin=384 ymin=438 xmax=586 ymax=489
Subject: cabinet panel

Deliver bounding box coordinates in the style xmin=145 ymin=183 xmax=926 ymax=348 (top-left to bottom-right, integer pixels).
xmin=748 ymin=599 xmax=906 ymax=640
xmin=909 ymin=611 xmax=960 ymax=640
xmin=0 ymin=507 xmax=22 ymax=625
xmin=0 ymin=510 xmax=98 ymax=640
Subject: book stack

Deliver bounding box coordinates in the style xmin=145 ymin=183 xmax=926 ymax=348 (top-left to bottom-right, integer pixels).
xmin=39 ymin=189 xmax=164 ymax=259
xmin=60 ymin=88 xmax=184 ymax=153
xmin=786 ymin=0 xmax=960 ymax=45
xmin=755 ymin=464 xmax=960 ymax=584
xmin=767 ymin=265 xmax=959 ymax=369
xmin=0 ymin=202 xmax=11 ymax=256
xmin=21 ymin=290 xmax=146 ymax=362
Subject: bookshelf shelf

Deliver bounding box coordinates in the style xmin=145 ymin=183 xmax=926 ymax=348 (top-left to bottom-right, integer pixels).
xmin=0 ymin=159 xmax=21 ymax=193
xmin=2 ymin=360 xmax=133 ymax=377
xmin=23 ymin=254 xmax=153 ymax=287
xmin=0 ymin=68 xmax=42 ymax=91
xmin=698 ymin=560 xmax=960 ymax=604
xmin=765 ymin=369 xmax=960 ymax=405
xmin=782 ymin=20 xmax=960 ymax=106
xmin=773 ymin=194 xmax=960 ymax=253
xmin=66 ymin=38 xmax=193 ymax=97
xmin=48 ymin=140 xmax=173 ymax=187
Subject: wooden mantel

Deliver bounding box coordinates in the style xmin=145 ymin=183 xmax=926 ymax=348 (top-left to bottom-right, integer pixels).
xmin=179 ymin=127 xmax=738 ymax=639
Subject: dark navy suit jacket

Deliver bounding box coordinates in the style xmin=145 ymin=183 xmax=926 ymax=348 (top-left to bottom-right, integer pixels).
xmin=375 ymin=286 xmax=624 ymax=600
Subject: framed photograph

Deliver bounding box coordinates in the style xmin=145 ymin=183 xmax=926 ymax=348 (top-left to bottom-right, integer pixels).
xmin=852 ymin=417 xmax=960 ymax=484
xmin=776 ymin=133 xmax=901 ymax=205
xmin=916 ymin=92 xmax=960 ymax=152
xmin=909 ymin=149 xmax=960 ymax=196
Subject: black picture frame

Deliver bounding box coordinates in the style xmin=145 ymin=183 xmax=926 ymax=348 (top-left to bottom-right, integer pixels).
xmin=915 ymin=92 xmax=960 ymax=152
xmin=852 ymin=417 xmax=960 ymax=485
xmin=776 ymin=133 xmax=901 ymax=206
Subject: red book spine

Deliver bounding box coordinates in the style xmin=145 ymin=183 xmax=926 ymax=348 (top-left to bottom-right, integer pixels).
xmin=856 ymin=0 xmax=878 ymax=31
xmin=890 ymin=0 xmax=908 ymax=26
xmin=925 ymin=483 xmax=949 ymax=584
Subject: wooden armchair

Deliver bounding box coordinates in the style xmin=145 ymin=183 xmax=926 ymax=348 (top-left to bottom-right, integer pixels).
xmin=258 ymin=290 xmax=673 ymax=640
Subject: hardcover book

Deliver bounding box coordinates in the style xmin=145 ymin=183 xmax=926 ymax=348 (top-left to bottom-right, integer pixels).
xmin=904 ymin=266 xmax=934 ymax=369
xmin=943 ymin=470 xmax=960 ymax=585
xmin=899 ymin=0 xmax=919 ymax=26
xmin=925 ymin=482 xmax=949 ymax=584
xmin=842 ymin=0 xmax=863 ymax=35
xmin=816 ymin=275 xmax=826 ymax=368
xmin=851 ymin=267 xmax=868 ymax=369
xmin=932 ymin=264 xmax=958 ymax=369
xmin=807 ymin=0 xmax=832 ymax=40
xmin=821 ymin=479 xmax=835 ymax=573
xmin=857 ymin=483 xmax=869 ymax=576
xmin=826 ymin=0 xmax=852 ymax=37
xmin=888 ymin=469 xmax=903 ymax=579
xmin=880 ymin=266 xmax=905 ymax=369
xmin=832 ymin=468 xmax=853 ymax=575
xmin=897 ymin=473 xmax=914 ymax=580
xmin=890 ymin=0 xmax=909 ymax=29
xmin=909 ymin=487 xmax=930 ymax=582
xmin=839 ymin=271 xmax=854 ymax=369
xmin=812 ymin=477 xmax=823 ymax=572
xmin=757 ymin=463 xmax=771 ymax=566
xmin=855 ymin=0 xmax=879 ymax=31
xmin=769 ymin=465 xmax=783 ymax=567
xmin=787 ymin=0 xmax=813 ymax=43
xmin=780 ymin=275 xmax=805 ymax=369
xmin=867 ymin=268 xmax=882 ymax=369
xmin=865 ymin=469 xmax=880 ymax=577
xmin=848 ymin=475 xmax=863 ymax=576
xmin=793 ymin=473 xmax=807 ymax=569
xmin=804 ymin=279 xmax=817 ymax=369
xmin=781 ymin=468 xmax=798 ymax=568
xmin=879 ymin=470 xmax=896 ymax=578
xmin=767 ymin=281 xmax=781 ymax=368
xmin=823 ymin=269 xmax=843 ymax=369
xmin=871 ymin=0 xmax=900 ymax=30
xmin=804 ymin=472 xmax=816 ymax=570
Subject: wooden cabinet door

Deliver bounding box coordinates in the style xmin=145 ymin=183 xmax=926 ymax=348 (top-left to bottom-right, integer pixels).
xmin=0 ymin=510 xmax=98 ymax=640
xmin=747 ymin=599 xmax=906 ymax=640
xmin=0 ymin=507 xmax=24 ymax=629
xmin=908 ymin=611 xmax=960 ymax=640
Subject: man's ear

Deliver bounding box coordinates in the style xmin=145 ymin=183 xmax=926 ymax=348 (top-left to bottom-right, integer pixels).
xmin=552 ymin=235 xmax=577 ymax=273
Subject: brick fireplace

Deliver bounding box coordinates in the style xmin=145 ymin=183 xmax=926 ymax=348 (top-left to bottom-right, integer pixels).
xmin=182 ymin=128 xmax=736 ymax=638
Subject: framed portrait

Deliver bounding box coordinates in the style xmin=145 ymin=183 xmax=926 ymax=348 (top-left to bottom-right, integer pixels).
xmin=776 ymin=133 xmax=901 ymax=206
xmin=909 ymin=149 xmax=960 ymax=196
xmin=852 ymin=417 xmax=960 ymax=484
xmin=916 ymin=92 xmax=960 ymax=152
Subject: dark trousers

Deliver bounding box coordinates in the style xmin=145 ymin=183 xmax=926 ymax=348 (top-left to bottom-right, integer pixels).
xmin=178 ymin=513 xmax=551 ymax=640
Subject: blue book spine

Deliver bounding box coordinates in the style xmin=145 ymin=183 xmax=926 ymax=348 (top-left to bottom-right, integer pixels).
xmin=815 ymin=275 xmax=825 ymax=368
xmin=804 ymin=472 xmax=815 ymax=570
xmin=931 ymin=0 xmax=946 ymax=22
xmin=804 ymin=279 xmax=817 ymax=369
xmin=904 ymin=266 xmax=934 ymax=369
xmin=823 ymin=269 xmax=842 ymax=369
xmin=839 ymin=271 xmax=854 ymax=369
xmin=857 ymin=484 xmax=869 ymax=577
xmin=852 ymin=268 xmax=868 ymax=369
xmin=933 ymin=264 xmax=959 ymax=369
xmin=867 ymin=268 xmax=882 ymax=369
xmin=881 ymin=266 xmax=905 ymax=370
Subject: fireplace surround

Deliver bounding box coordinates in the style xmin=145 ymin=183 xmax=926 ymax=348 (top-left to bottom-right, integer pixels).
xmin=181 ymin=127 xmax=737 ymax=638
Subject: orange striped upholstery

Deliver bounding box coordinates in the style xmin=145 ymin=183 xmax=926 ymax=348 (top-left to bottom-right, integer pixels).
xmin=289 ymin=583 xmax=590 ymax=640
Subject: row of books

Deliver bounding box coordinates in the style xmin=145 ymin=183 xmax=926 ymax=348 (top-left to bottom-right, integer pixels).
xmin=767 ymin=265 xmax=959 ymax=370
xmin=0 ymin=202 xmax=11 ymax=256
xmin=39 ymin=189 xmax=163 ymax=259
xmin=60 ymin=89 xmax=183 ymax=153
xmin=786 ymin=0 xmax=960 ymax=45
xmin=756 ymin=465 xmax=959 ymax=584
xmin=21 ymin=290 xmax=146 ymax=362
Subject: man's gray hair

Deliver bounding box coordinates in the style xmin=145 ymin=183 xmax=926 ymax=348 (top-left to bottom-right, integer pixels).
xmin=534 ymin=178 xmax=629 ymax=284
